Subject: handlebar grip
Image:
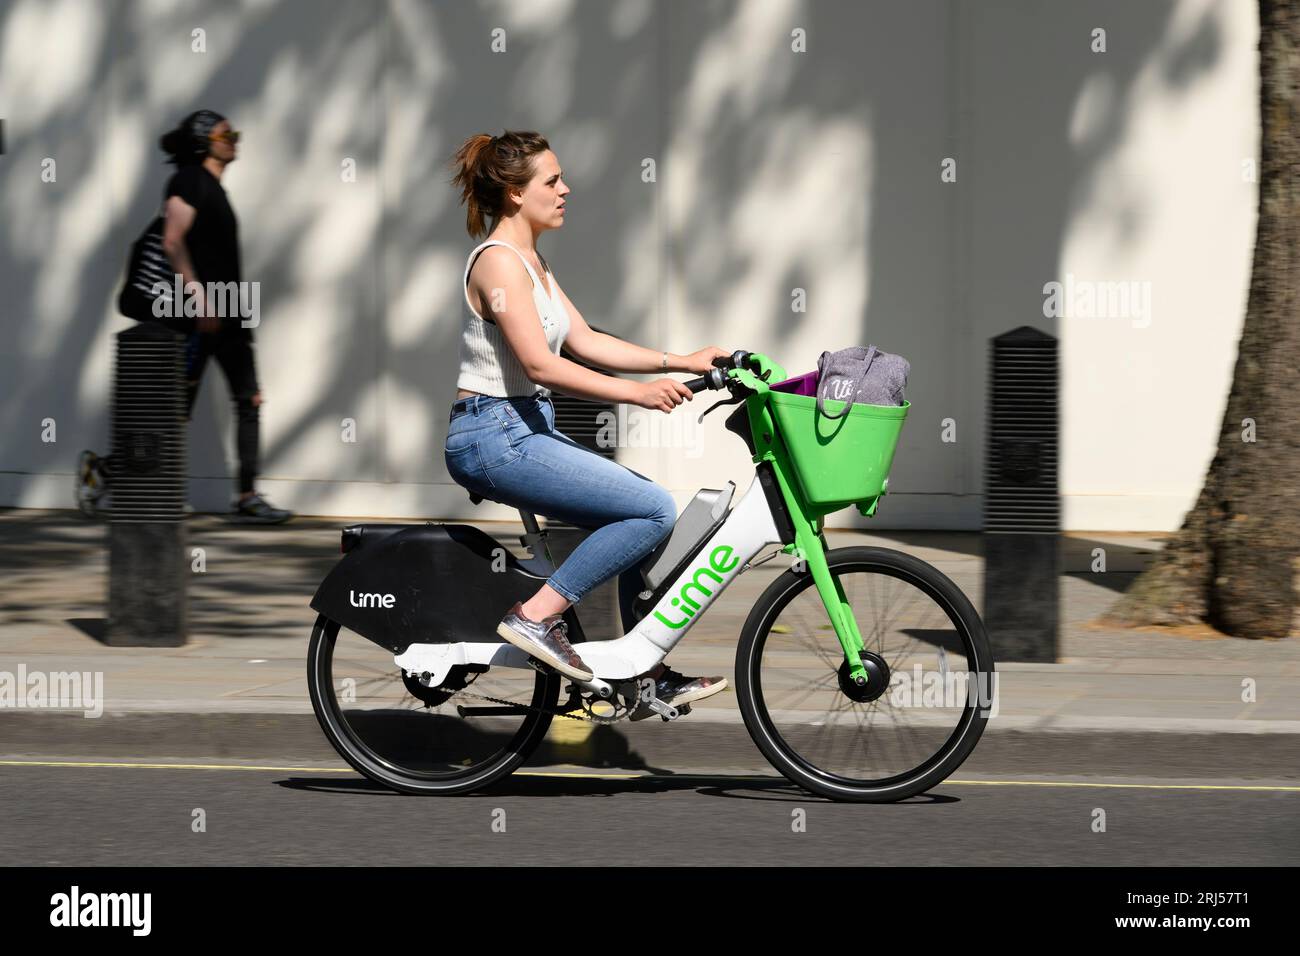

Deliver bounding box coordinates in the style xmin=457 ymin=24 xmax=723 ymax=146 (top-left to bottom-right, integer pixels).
xmin=684 ymin=368 xmax=728 ymax=393
xmin=712 ymin=349 xmax=752 ymax=371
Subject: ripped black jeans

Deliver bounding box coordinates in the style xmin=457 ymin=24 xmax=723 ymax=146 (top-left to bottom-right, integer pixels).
xmin=184 ymin=330 xmax=261 ymax=495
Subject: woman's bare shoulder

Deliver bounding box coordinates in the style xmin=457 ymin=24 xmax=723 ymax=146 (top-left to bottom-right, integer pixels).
xmin=468 ymin=243 xmax=532 ymax=292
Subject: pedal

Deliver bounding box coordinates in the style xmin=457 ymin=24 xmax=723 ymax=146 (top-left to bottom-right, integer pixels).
xmin=525 ymin=655 xmax=552 ymax=675
xmin=660 ymin=703 xmax=694 ymax=722
xmin=647 ymin=697 xmax=680 ymax=721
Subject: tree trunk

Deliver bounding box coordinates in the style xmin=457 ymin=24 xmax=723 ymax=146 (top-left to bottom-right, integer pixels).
xmin=1101 ymin=0 xmax=1300 ymax=639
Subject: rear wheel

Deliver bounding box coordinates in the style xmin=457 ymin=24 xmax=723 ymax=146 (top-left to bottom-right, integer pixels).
xmin=736 ymin=547 xmax=994 ymax=802
xmin=307 ymin=615 xmax=559 ymax=795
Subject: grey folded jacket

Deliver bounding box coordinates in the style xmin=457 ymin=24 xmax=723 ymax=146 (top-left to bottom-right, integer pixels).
xmin=816 ymin=345 xmax=910 ymax=417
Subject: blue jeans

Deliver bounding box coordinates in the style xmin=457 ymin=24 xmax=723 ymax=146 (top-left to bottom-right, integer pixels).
xmin=445 ymin=392 xmax=677 ymax=615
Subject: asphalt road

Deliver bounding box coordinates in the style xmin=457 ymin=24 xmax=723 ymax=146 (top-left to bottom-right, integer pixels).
xmin=1 ymin=759 xmax=1295 ymax=866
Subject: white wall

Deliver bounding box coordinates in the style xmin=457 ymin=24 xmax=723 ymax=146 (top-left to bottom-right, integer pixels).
xmin=0 ymin=0 xmax=1259 ymax=531
xmin=1052 ymin=1 xmax=1258 ymax=530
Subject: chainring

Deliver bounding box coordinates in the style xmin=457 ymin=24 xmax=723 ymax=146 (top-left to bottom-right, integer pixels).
xmin=570 ymin=681 xmax=641 ymax=723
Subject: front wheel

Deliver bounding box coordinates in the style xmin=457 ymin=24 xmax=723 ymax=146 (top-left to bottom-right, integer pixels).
xmin=736 ymin=546 xmax=995 ymax=802
xmin=307 ymin=615 xmax=560 ymax=795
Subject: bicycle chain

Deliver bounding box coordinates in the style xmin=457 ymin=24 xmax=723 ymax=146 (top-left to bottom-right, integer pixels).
xmin=417 ymin=676 xmax=630 ymax=725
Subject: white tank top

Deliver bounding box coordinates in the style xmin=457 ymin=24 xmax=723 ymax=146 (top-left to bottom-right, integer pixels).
xmin=456 ymin=239 xmax=571 ymax=398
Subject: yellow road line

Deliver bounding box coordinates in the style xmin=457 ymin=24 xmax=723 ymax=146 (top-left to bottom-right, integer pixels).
xmin=0 ymin=758 xmax=356 ymax=773
xmin=0 ymin=760 xmax=1296 ymax=791
xmin=518 ymin=770 xmax=641 ymax=779
xmin=643 ymin=774 xmax=1300 ymax=792
xmin=944 ymin=778 xmax=1300 ymax=792
xmin=0 ymin=758 xmax=638 ymax=778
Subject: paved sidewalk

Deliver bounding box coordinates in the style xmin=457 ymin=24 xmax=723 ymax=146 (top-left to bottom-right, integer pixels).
xmin=1 ymin=510 xmax=1297 ymax=771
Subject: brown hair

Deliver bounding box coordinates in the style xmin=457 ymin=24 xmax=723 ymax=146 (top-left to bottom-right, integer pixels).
xmin=449 ymin=130 xmax=551 ymax=238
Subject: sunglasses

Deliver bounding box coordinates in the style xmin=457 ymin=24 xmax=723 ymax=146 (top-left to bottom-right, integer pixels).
xmin=208 ymin=129 xmax=241 ymax=145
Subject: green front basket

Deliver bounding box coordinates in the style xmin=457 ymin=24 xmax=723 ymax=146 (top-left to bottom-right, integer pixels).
xmin=767 ymin=392 xmax=909 ymax=517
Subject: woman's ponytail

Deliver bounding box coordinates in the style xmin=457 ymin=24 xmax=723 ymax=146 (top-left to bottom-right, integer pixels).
xmin=159 ymin=125 xmax=192 ymax=165
xmin=448 ymin=130 xmax=550 ymax=238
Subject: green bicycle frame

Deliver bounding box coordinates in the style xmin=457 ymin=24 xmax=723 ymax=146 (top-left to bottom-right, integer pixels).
xmin=730 ymin=354 xmax=885 ymax=685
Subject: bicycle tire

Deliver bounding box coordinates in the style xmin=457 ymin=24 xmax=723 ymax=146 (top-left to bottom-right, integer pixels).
xmin=307 ymin=614 xmax=559 ymax=795
xmin=736 ymin=546 xmax=994 ymax=802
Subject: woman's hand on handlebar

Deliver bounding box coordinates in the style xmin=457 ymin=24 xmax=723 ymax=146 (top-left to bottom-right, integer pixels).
xmin=633 ymin=377 xmax=694 ymax=412
xmin=679 ymin=346 xmax=731 ymax=374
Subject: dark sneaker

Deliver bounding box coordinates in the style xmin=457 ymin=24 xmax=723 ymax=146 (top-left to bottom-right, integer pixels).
xmin=496 ymin=602 xmax=593 ymax=682
xmin=231 ymin=492 xmax=292 ymax=524
xmin=629 ymin=667 xmax=728 ymax=721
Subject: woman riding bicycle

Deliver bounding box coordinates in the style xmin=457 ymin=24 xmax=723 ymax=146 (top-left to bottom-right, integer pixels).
xmin=445 ymin=130 xmax=728 ymax=716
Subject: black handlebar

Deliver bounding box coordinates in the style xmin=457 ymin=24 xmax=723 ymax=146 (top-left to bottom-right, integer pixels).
xmin=714 ymin=349 xmax=753 ymax=371
xmin=683 ymin=368 xmax=727 ymax=394
xmin=683 ymin=350 xmax=761 ymax=394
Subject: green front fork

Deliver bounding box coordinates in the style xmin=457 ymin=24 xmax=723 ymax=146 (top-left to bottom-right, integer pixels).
xmin=775 ymin=467 xmax=869 ymax=685
xmin=736 ymin=365 xmax=870 ymax=685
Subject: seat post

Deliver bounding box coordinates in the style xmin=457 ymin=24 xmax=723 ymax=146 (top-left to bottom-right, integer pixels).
xmin=517 ymin=509 xmax=553 ymax=567
xmin=518 ymin=509 xmax=542 ymax=536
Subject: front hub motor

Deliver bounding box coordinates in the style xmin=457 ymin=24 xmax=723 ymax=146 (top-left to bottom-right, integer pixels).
xmin=838 ymin=650 xmax=890 ymax=703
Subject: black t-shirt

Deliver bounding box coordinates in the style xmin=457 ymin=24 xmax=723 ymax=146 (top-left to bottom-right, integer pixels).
xmin=165 ymin=164 xmax=245 ymax=335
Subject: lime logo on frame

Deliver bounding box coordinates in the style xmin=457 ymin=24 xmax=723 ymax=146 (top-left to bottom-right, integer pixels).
xmin=652 ymin=544 xmax=740 ymax=629
xmin=350 ymin=589 xmax=395 ymax=609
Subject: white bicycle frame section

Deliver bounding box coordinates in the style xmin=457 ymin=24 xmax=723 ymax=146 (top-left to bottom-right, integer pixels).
xmin=394 ymin=473 xmax=784 ymax=687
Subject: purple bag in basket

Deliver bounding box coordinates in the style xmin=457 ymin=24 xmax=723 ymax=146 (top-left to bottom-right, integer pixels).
xmin=771 ymin=370 xmax=819 ymax=396
xmin=771 ymin=347 xmax=910 ymax=416
xmin=815 ymin=345 xmax=909 ymax=417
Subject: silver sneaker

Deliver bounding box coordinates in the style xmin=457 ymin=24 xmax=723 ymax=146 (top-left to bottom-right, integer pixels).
xmin=496 ymin=602 xmax=593 ymax=681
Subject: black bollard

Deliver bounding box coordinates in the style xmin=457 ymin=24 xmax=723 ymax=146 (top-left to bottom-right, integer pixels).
xmin=983 ymin=326 xmax=1059 ymax=663
xmin=106 ymin=322 xmax=188 ymax=646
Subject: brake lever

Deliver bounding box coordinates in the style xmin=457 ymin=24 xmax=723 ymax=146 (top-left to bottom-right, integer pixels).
xmin=696 ymin=371 xmax=754 ymax=423
xmin=697 ymin=392 xmax=745 ymax=424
